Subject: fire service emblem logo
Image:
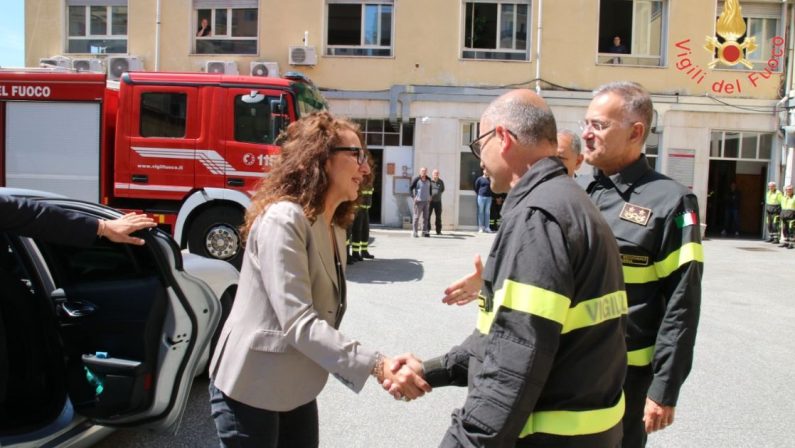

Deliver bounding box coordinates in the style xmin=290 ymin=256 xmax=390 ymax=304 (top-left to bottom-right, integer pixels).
xmin=704 ymin=0 xmax=757 ymax=69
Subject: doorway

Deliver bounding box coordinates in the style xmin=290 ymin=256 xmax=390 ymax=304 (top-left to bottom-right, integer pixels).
xmin=706 ymin=160 xmax=766 ymax=237
xmin=368 ymin=148 xmax=383 ymax=224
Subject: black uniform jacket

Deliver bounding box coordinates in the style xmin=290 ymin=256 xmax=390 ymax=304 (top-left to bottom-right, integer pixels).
xmin=0 ymin=195 xmax=98 ymax=247
xmin=424 ymin=157 xmax=628 ymax=448
xmin=578 ymin=154 xmax=703 ymax=406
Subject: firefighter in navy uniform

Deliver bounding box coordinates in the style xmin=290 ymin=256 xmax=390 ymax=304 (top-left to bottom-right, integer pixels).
xmin=392 ymin=90 xmax=628 ymax=447
xmin=578 ymin=82 xmax=703 ymax=448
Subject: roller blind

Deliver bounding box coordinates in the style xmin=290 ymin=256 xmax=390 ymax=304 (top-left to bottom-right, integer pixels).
xmin=66 ymin=0 xmax=126 ymax=6
xmin=193 ymin=0 xmax=258 ymax=8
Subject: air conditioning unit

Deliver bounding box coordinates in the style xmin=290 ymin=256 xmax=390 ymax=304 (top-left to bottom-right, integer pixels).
xmin=72 ymin=58 xmax=104 ymax=73
xmin=108 ymin=55 xmax=144 ymax=81
xmin=250 ymin=61 xmax=280 ymax=77
xmin=288 ymin=46 xmax=317 ymax=66
xmin=205 ymin=61 xmax=239 ymax=74
xmin=39 ymin=55 xmax=72 ymax=68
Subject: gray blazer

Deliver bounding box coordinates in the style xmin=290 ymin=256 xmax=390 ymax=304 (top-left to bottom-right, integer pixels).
xmin=209 ymin=201 xmax=378 ymax=411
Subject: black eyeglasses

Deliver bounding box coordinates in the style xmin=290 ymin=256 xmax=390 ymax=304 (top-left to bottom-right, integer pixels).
xmin=469 ymin=128 xmax=516 ymax=160
xmin=332 ymin=146 xmax=368 ymax=165
xmin=468 ymin=129 xmax=496 ymax=160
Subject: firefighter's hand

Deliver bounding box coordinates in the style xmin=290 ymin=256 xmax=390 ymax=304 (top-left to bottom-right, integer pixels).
xmin=99 ymin=213 xmax=157 ymax=245
xmin=381 ymin=354 xmax=430 ymax=401
xmin=643 ymin=398 xmax=675 ymax=433
xmin=442 ymin=255 xmax=483 ymax=306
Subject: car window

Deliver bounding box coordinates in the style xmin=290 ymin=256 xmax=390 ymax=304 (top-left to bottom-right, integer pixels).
xmin=34 ymin=237 xmax=162 ymax=287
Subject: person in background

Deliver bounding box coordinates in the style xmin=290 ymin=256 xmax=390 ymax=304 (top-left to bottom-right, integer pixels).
xmin=489 ymin=192 xmax=506 ymax=231
xmin=721 ymin=181 xmax=741 ymax=237
xmin=578 ymin=81 xmax=703 ymax=447
xmin=557 ymin=129 xmax=585 ymax=177
xmin=474 ymin=170 xmax=493 ymax=233
xmin=351 ymin=161 xmax=375 ymax=260
xmin=764 ymin=181 xmax=783 ymax=243
xmin=409 ymin=167 xmax=432 ymax=237
xmin=426 ymin=169 xmax=445 ymax=235
xmin=208 ymin=112 xmax=429 ymax=448
xmin=607 ymin=35 xmax=629 ymax=64
xmin=0 ymin=195 xmax=155 ymax=246
xmin=196 ymin=17 xmax=212 ymax=37
xmin=779 ymin=185 xmax=795 ymax=249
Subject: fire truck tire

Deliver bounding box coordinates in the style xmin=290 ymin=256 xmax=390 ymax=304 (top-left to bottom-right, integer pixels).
xmin=187 ymin=206 xmax=244 ymax=269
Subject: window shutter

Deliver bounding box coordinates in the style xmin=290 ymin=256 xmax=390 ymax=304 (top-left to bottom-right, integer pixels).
xmin=193 ymin=0 xmax=258 ymax=8
xmin=66 ymin=0 xmax=127 ymax=6
xmin=717 ymin=1 xmax=782 ymax=18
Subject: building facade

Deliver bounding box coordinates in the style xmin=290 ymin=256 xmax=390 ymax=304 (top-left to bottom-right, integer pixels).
xmin=24 ymin=0 xmax=795 ymax=236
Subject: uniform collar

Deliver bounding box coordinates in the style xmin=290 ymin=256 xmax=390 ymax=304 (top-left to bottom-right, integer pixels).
xmin=502 ymin=157 xmax=568 ymax=214
xmin=591 ymin=154 xmax=652 ymax=195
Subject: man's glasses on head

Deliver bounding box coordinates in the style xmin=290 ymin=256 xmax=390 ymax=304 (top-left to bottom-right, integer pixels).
xmin=332 ymin=147 xmax=368 ymax=165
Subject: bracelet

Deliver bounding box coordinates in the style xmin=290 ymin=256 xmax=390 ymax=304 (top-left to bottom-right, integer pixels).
xmin=97 ymin=220 xmax=106 ymax=238
xmin=371 ymin=352 xmax=385 ymax=382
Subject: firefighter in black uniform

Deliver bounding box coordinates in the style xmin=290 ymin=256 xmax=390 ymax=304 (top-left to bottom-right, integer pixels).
xmin=351 ymin=184 xmax=374 ymax=260
xmin=388 ymin=90 xmax=628 ymax=447
xmin=578 ymin=81 xmax=703 ymax=448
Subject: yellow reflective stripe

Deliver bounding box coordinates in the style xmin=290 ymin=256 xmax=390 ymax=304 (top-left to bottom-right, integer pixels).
xmin=623 ymin=242 xmax=704 ymax=285
xmin=520 ymin=392 xmax=625 ymax=437
xmin=561 ymin=291 xmax=628 ymax=334
xmin=627 ymin=345 xmax=654 ymax=366
xmin=654 ymin=242 xmax=703 ymax=279
xmin=477 ymin=280 xmax=626 ymax=334
xmin=476 ymin=280 xmax=569 ymax=334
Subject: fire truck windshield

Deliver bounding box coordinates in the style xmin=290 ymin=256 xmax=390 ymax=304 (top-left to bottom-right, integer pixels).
xmin=291 ymin=81 xmax=328 ymax=116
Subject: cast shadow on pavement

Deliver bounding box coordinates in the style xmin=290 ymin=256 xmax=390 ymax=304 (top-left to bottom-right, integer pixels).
xmin=345 ymin=258 xmax=424 ymax=284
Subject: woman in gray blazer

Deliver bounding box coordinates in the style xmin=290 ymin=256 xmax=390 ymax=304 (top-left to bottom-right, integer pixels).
xmin=208 ymin=112 xmax=430 ymax=447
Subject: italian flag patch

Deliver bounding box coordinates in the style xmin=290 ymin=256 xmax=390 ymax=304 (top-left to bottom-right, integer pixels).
xmin=675 ymin=211 xmax=698 ymax=228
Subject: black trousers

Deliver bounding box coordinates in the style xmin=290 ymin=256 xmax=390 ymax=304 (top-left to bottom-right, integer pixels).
xmin=766 ymin=205 xmax=781 ymax=238
xmin=210 ymin=382 xmax=319 ymax=448
xmin=426 ymin=201 xmax=442 ymax=234
xmin=351 ymin=208 xmax=370 ymax=253
xmin=622 ymin=366 xmax=653 ymax=448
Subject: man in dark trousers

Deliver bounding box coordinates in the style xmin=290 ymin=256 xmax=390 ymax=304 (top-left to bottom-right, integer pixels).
xmin=388 ymin=89 xmax=628 ymax=447
xmin=409 ymin=167 xmax=432 ymax=237
xmin=578 ymin=81 xmax=703 ymax=447
xmin=426 ymin=169 xmax=445 ymax=235
xmin=351 ymin=181 xmax=374 ymax=260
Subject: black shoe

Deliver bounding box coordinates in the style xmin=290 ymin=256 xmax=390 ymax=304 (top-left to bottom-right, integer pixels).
xmin=436 ymin=231 xmax=442 ymax=235
xmin=766 ymin=237 xmax=775 ymax=242
xmin=347 ymin=256 xmax=358 ymax=265
xmin=423 ymin=233 xmax=430 ymax=237
xmin=779 ymin=243 xmax=789 ymax=248
xmin=361 ymin=251 xmax=375 ymax=259
xmin=351 ymin=253 xmax=364 ymax=261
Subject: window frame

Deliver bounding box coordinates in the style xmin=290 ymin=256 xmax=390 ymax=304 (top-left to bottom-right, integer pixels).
xmin=193 ymin=6 xmax=259 ymax=55
xmin=325 ymin=1 xmax=395 ymax=58
xmin=709 ymin=130 xmax=774 ymax=161
xmin=460 ymin=0 xmax=531 ymax=61
xmin=66 ymin=3 xmax=128 ymax=54
xmin=595 ymin=0 xmax=669 ymax=67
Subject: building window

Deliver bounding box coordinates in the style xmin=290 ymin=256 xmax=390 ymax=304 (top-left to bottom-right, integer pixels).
xmin=352 ymin=119 xmax=414 ymax=147
xmin=140 ymin=93 xmax=187 ymax=138
xmin=66 ymin=1 xmax=128 ymax=54
xmin=712 ymin=2 xmax=782 ymax=72
xmin=462 ymin=1 xmax=530 ymax=61
xmin=326 ymin=1 xmax=394 ymax=57
xmin=194 ymin=1 xmax=258 ymax=55
xmin=459 ymin=122 xmax=481 ymax=227
xmin=644 ymin=132 xmax=660 ymax=171
xmin=710 ymin=131 xmax=773 ymax=160
xmin=597 ymin=0 xmax=667 ymax=66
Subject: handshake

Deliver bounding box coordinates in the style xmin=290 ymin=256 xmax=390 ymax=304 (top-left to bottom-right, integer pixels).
xmin=376 ymin=354 xmax=431 ymax=402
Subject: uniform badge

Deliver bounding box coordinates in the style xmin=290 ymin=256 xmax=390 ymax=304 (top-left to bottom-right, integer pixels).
xmin=619 ymin=203 xmax=652 ymax=226
xmin=621 ymin=254 xmax=650 ymax=266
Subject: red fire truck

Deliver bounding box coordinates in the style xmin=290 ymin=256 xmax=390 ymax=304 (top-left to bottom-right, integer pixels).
xmin=0 ymin=69 xmax=327 ymax=267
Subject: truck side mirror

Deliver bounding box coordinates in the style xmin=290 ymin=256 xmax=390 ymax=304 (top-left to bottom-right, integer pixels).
xmin=270 ymin=97 xmax=288 ymax=143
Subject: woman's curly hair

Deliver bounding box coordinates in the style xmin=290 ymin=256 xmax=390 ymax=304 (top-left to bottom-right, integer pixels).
xmin=242 ymin=111 xmax=362 ymax=239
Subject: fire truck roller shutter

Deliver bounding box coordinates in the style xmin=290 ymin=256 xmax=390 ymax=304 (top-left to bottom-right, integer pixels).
xmin=187 ymin=205 xmax=245 ymax=269
xmin=5 ymin=102 xmax=101 ymax=202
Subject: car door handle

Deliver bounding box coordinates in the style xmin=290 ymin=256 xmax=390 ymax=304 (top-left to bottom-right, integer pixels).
xmin=52 ymin=288 xmax=98 ymax=318
xmin=227 ymin=178 xmax=244 ymax=187
xmin=132 ymin=174 xmax=149 ymax=183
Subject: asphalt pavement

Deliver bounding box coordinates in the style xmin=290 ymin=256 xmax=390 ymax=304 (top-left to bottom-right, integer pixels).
xmin=94 ymin=230 xmax=795 ymax=448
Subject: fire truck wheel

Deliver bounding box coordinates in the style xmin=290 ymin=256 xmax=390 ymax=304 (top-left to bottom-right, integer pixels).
xmin=187 ymin=206 xmax=244 ymax=269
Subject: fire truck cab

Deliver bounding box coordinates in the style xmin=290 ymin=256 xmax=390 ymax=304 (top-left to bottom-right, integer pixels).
xmin=0 ymin=69 xmax=327 ymax=268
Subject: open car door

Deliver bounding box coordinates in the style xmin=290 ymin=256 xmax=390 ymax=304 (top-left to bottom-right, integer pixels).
xmin=24 ymin=199 xmax=221 ymax=433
